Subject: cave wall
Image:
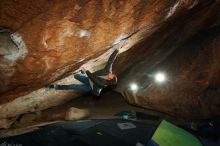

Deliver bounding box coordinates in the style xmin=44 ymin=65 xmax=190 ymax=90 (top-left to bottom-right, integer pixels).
xmin=116 ymin=1 xmax=220 ymax=119
xmin=0 ymin=0 xmax=219 ymax=121
xmin=117 ymin=25 xmax=220 ymax=120
xmin=0 ymin=0 xmax=181 ymax=103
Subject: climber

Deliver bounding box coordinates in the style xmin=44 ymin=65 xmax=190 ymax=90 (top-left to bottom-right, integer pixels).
xmin=46 ymin=49 xmax=119 ymax=96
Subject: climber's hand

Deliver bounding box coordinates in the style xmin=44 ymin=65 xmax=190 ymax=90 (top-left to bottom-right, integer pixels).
xmin=81 ymin=67 xmax=87 ymax=74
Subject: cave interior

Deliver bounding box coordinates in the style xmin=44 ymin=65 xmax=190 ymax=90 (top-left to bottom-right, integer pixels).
xmin=0 ymin=0 xmax=219 ymax=146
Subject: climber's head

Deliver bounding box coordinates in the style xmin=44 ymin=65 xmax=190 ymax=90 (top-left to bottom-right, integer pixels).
xmin=104 ymin=73 xmax=118 ymax=85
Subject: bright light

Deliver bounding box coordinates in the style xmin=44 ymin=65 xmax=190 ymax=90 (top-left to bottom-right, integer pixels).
xmin=130 ymin=83 xmax=138 ymax=91
xmin=154 ymin=72 xmax=166 ymax=83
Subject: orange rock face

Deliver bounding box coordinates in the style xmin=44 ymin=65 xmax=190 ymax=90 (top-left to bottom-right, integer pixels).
xmin=0 ymin=0 xmax=181 ymax=103
xmin=0 ymin=0 xmax=219 ymax=120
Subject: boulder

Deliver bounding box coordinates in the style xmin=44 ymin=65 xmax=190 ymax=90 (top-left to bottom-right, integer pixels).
xmin=65 ymin=107 xmax=90 ymax=120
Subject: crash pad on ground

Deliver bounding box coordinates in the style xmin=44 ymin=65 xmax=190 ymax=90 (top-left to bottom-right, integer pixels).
xmin=151 ymin=120 xmax=202 ymax=146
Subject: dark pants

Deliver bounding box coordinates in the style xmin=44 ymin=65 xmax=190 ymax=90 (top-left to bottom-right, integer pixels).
xmin=55 ymin=72 xmax=91 ymax=92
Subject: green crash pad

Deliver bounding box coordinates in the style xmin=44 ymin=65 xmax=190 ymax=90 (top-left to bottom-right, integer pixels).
xmin=151 ymin=120 xmax=202 ymax=146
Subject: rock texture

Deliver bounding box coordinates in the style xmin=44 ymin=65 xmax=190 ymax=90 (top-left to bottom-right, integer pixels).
xmin=116 ymin=1 xmax=220 ymax=119
xmin=0 ymin=0 xmax=219 ymax=121
xmin=118 ymin=25 xmax=220 ymax=120
xmin=0 ymin=119 xmax=14 ymax=129
xmin=0 ymin=0 xmax=179 ymax=103
xmin=65 ymin=107 xmax=90 ymax=120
